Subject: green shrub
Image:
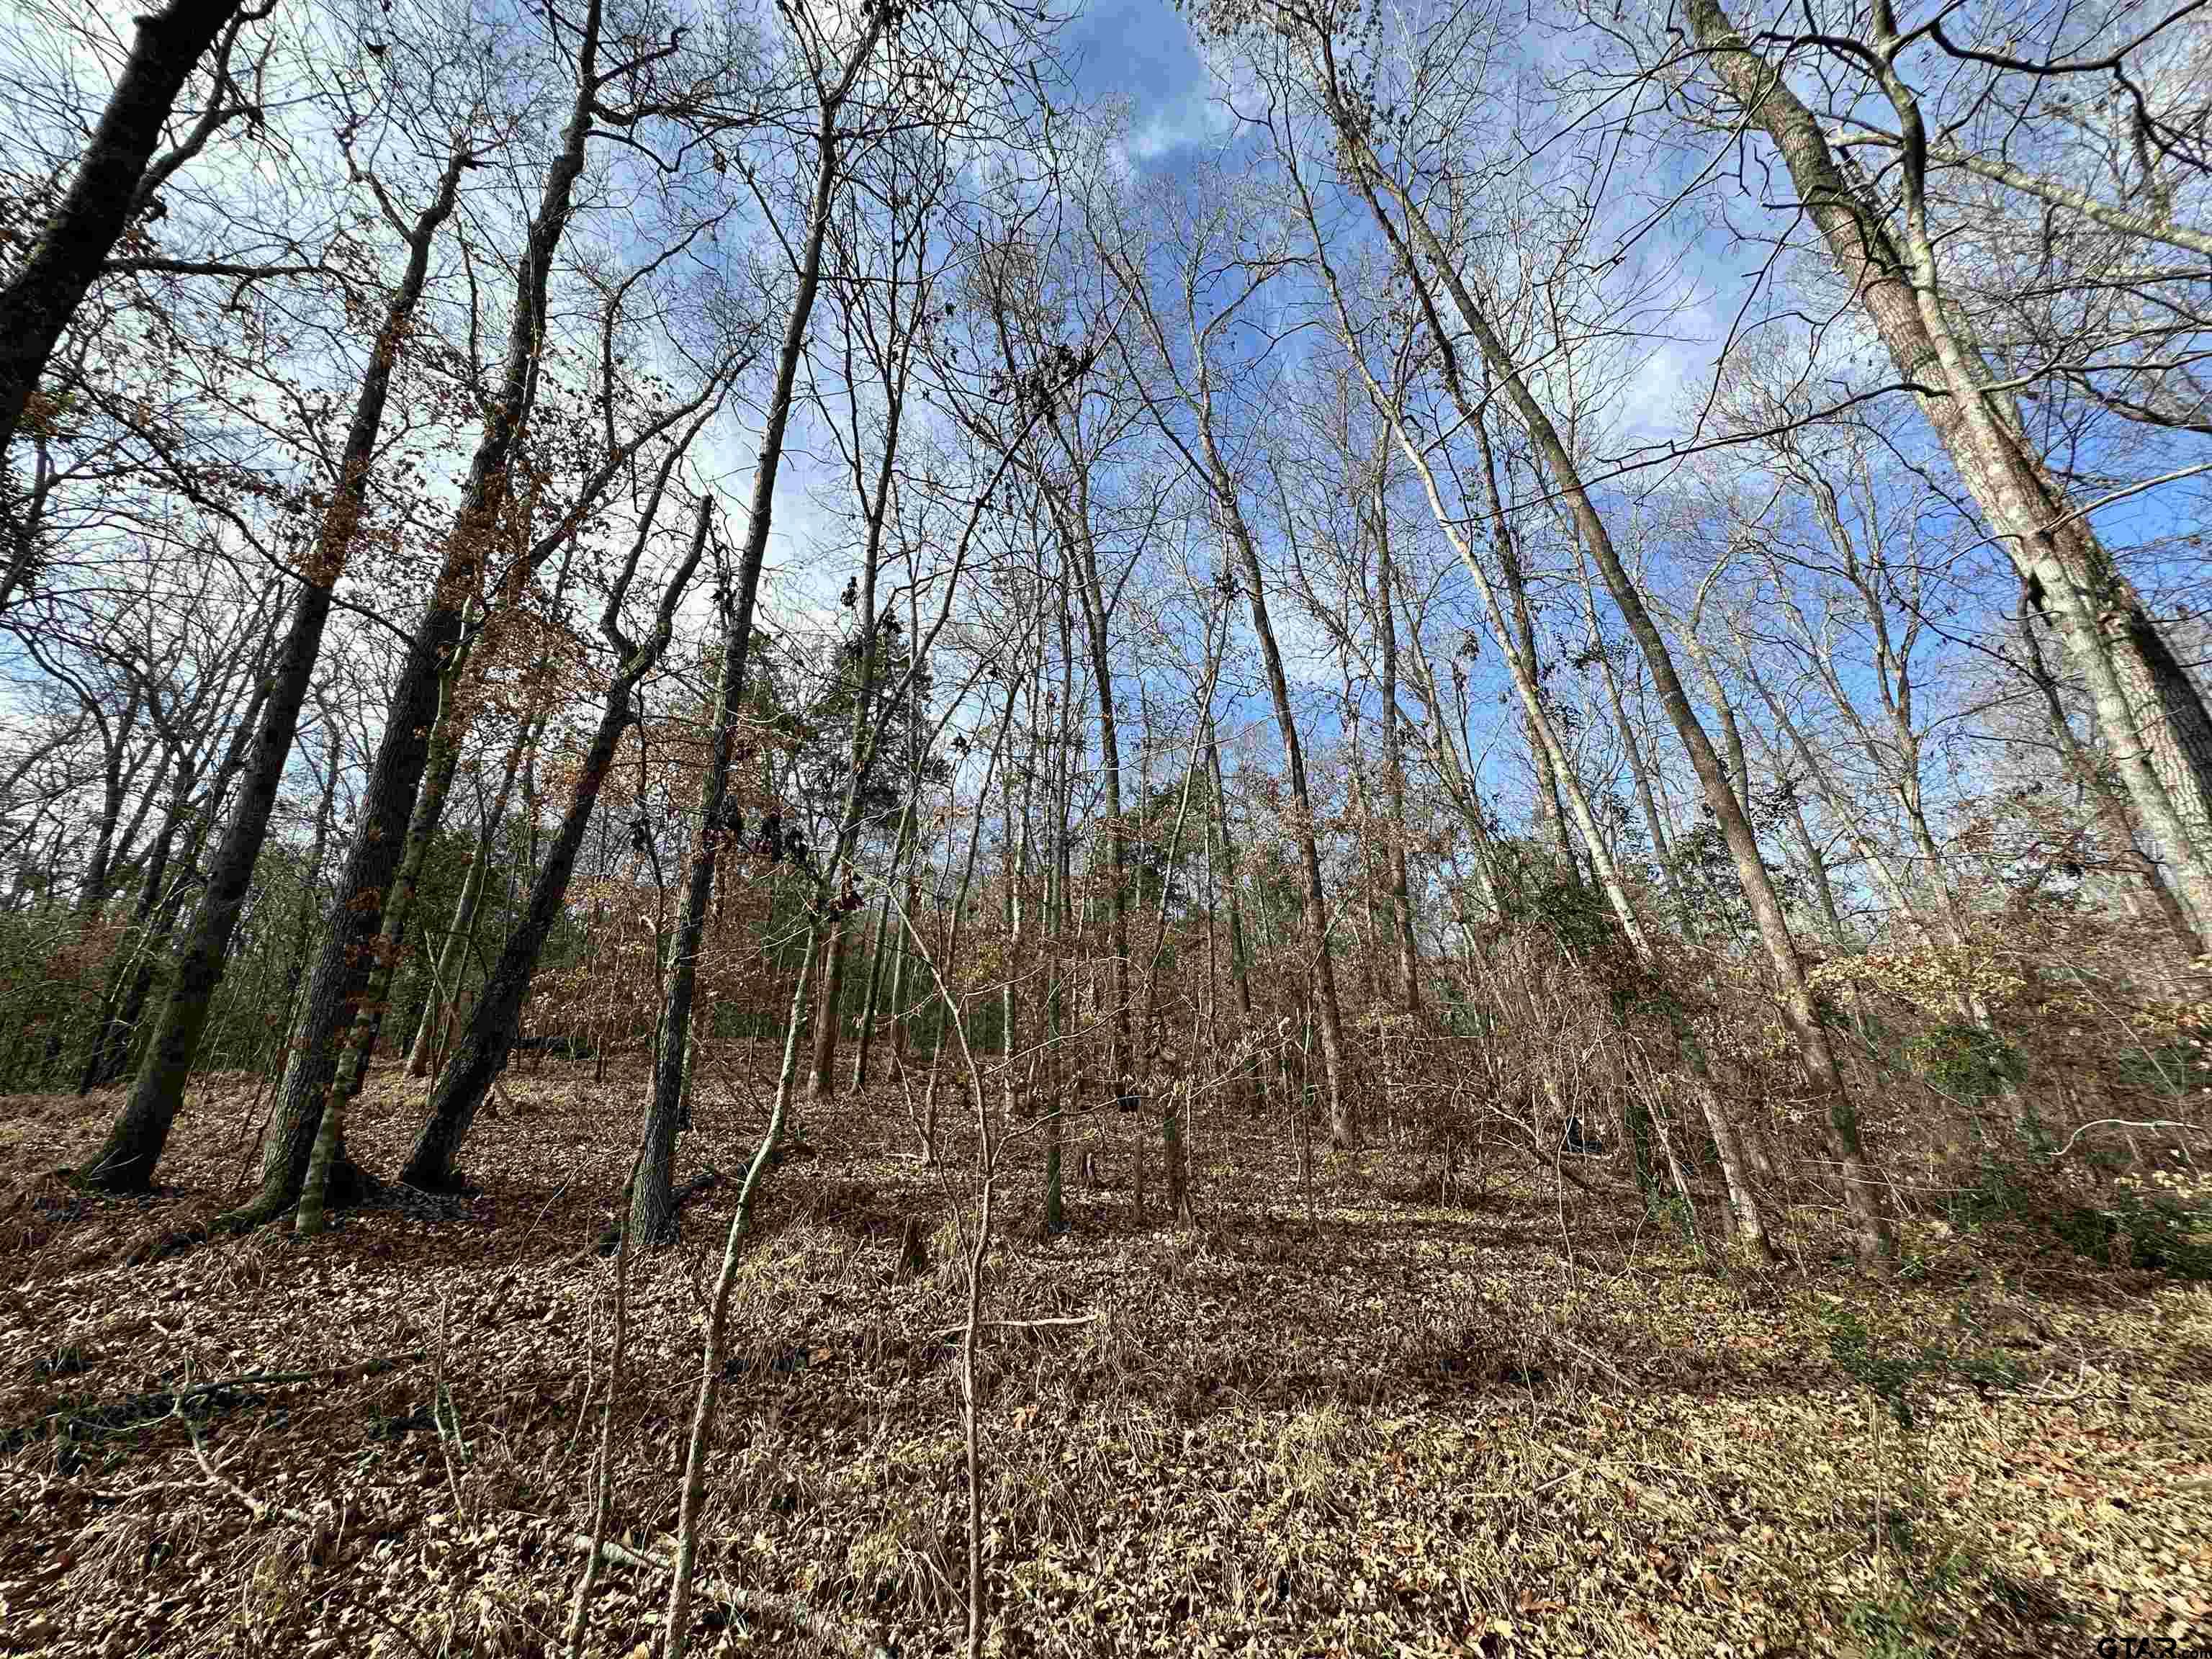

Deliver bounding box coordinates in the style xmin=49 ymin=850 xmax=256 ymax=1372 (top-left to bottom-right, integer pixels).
xmin=1822 ymin=1305 xmax=2024 ymax=1430
xmin=1903 ymin=1023 xmax=2026 ymax=1102
xmin=1944 ymin=1156 xmax=2212 ymax=1280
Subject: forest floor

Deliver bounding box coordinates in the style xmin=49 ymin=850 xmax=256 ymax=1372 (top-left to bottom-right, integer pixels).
xmin=1 ymin=1054 xmax=2208 ymax=1659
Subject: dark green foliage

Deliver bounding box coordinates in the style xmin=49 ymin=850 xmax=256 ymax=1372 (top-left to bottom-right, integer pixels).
xmin=1656 ymin=809 xmax=1804 ymax=945
xmin=1946 ymin=1156 xmax=2212 ymax=1280
xmin=1903 ymin=1023 xmax=2026 ymax=1103
xmin=1488 ymin=840 xmax=1619 ymax=963
xmin=1820 ymin=1304 xmax=2025 ymax=1430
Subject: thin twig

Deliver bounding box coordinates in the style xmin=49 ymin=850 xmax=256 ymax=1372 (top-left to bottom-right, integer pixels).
xmin=176 ymin=1401 xmax=313 ymax=1527
xmin=2051 ymin=1118 xmax=2203 ymax=1159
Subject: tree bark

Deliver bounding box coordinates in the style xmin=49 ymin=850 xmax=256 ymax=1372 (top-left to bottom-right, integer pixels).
xmin=1296 ymin=87 xmax=1891 ymax=1261
xmin=407 ymin=708 xmax=535 ymax=1078
xmin=401 ymin=496 xmax=709 ymax=1192
xmin=1226 ymin=516 xmax=1354 ymax=1148
xmin=1474 ymin=421 xmax=1573 ymax=871
xmin=634 ymin=29 xmax=882 ymax=1242
xmin=1685 ymin=0 xmax=2212 ymax=946
xmin=1370 ymin=481 xmax=1422 ymax=1012
xmin=294 ymin=668 xmax=472 ymax=1233
xmin=2017 ymin=594 xmax=2196 ymax=945
xmin=227 ymin=18 xmax=603 ymax=1227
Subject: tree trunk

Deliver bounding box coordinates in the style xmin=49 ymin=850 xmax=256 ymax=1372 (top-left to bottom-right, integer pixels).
xmin=634 ymin=36 xmax=879 ymax=1242
xmin=851 ymin=793 xmax=915 ymax=1092
xmin=1320 ymin=116 xmax=1892 ymax=1262
xmin=1226 ymin=516 xmax=1353 ymax=1148
xmin=225 ymin=24 xmax=606 ymax=1228
xmin=78 ymin=763 xmax=194 ymax=1094
xmin=403 ymin=498 xmax=708 ymax=1192
xmin=805 ymin=917 xmax=850 ymax=1100
xmin=84 ymin=145 xmax=469 ymax=1192
xmin=80 ymin=675 xmax=263 ymax=1094
xmin=1685 ymin=0 xmax=2212 ymax=947
xmin=0 ymin=0 xmax=249 ymax=556
xmin=1686 ymin=1068 xmax=1773 ymax=1263
xmin=1206 ymin=723 xmax=1254 ymax=1025
xmin=2018 ymin=595 xmax=2196 ymax=946
xmin=1067 ymin=511 xmax=1134 ymax=1114
xmin=1371 ymin=485 xmax=1421 ymax=1012
xmin=408 ymin=708 xmax=536 ymax=1077
xmin=294 ymin=673 xmax=471 ymax=1233
xmin=1474 ymin=423 xmax=1573 ymax=871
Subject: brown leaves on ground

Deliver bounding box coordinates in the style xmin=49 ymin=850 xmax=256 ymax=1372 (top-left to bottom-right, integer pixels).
xmin=0 ymin=1058 xmax=2207 ymax=1657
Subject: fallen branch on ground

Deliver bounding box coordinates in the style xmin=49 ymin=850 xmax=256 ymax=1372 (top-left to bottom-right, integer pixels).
xmin=178 ymin=1401 xmax=315 ymax=1527
xmin=12 ymin=1352 xmax=428 ymax=1444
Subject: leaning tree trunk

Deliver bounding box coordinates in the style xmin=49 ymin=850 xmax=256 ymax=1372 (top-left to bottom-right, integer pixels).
xmin=1473 ymin=421 xmax=1573 ymax=873
xmin=227 ymin=9 xmax=604 ymax=1230
xmin=84 ymin=144 xmax=469 ymax=1193
xmin=1364 ymin=147 xmax=1891 ymax=1264
xmin=77 ymin=767 xmax=194 ymax=1094
xmin=849 ymin=792 xmax=915 ymax=1092
xmin=2018 ymin=594 xmax=2195 ymax=943
xmin=295 ymin=672 xmax=472 ymax=1234
xmin=83 ymin=661 xmax=271 ymax=1092
xmin=1221 ymin=502 xmax=1354 ymax=1148
xmin=407 ymin=707 xmax=536 ymax=1078
xmin=0 ymin=0 xmax=250 ymax=572
xmin=402 ymin=498 xmax=709 ymax=1192
xmin=1684 ymin=0 xmax=2212 ymax=950
xmin=1370 ymin=483 xmax=1421 ymax=1012
xmin=1302 ymin=104 xmax=1887 ymax=1261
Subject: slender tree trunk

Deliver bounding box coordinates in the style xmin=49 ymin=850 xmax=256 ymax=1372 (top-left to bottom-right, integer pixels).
xmin=1303 ymin=114 xmax=1891 ymax=1260
xmin=1786 ymin=799 xmax=1851 ymax=949
xmin=1474 ymin=422 xmax=1573 ymax=870
xmin=1068 ymin=510 xmax=1134 ymax=1114
xmin=84 ymin=145 xmax=469 ymax=1192
xmin=1001 ymin=723 xmax=1025 ymax=1125
xmin=1206 ymin=723 xmax=1254 ymax=1025
xmin=660 ymin=945 xmax=813 ymax=1659
xmin=851 ymin=793 xmax=915 ymax=1091
xmin=78 ymin=765 xmax=194 ymax=1094
xmin=1225 ymin=514 xmax=1353 ymax=1147
xmin=295 ymin=670 xmax=472 ymax=1233
xmin=1582 ymin=611 xmax=1678 ymax=904
xmin=403 ymin=498 xmax=709 ymax=1192
xmin=408 ymin=707 xmax=536 ymax=1077
xmin=1685 ymin=0 xmax=2212 ymax=946
xmin=807 ymin=919 xmax=850 ymax=1099
xmin=1371 ymin=485 xmax=1421 ymax=1012
xmin=71 ymin=686 xmax=145 ymax=925
xmin=634 ymin=34 xmax=880 ymax=1242
xmin=82 ymin=673 xmax=264 ymax=1093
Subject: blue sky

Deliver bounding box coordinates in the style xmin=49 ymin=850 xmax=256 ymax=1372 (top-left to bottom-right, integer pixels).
xmin=1064 ymin=0 xmax=1220 ymax=165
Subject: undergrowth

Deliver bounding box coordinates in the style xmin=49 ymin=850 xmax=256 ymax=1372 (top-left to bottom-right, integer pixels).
xmin=1945 ymin=1153 xmax=2212 ymax=1280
